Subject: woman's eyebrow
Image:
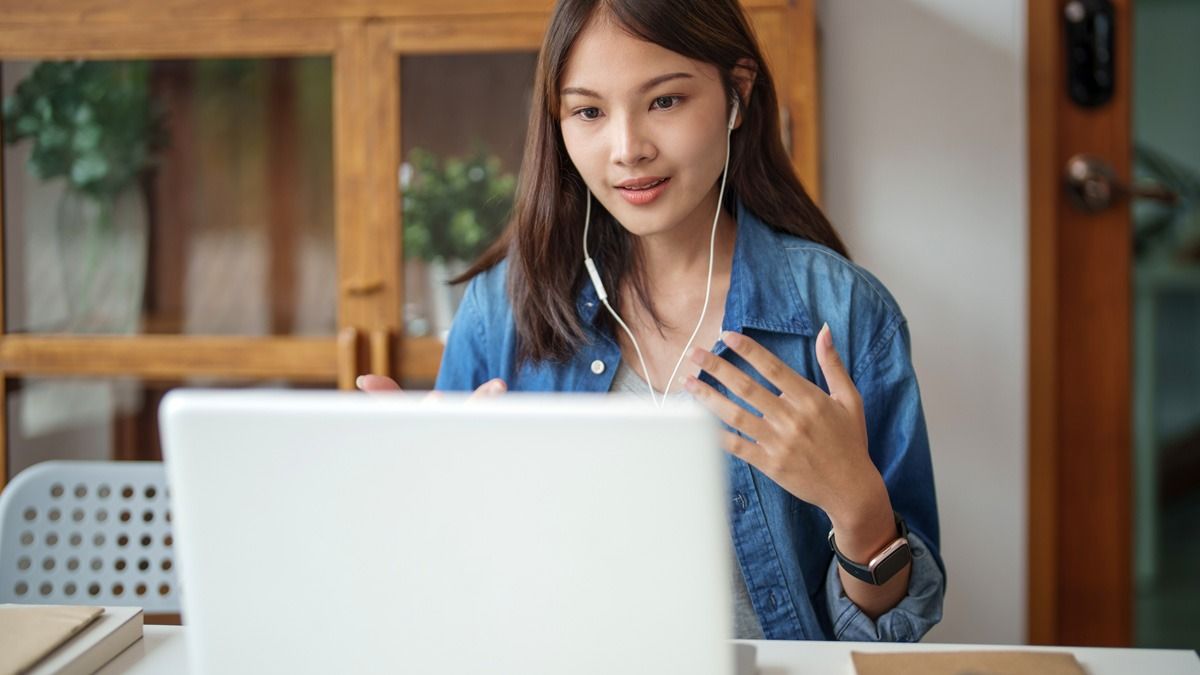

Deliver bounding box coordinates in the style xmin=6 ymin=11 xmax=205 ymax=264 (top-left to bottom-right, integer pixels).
xmin=637 ymin=72 xmax=693 ymax=92
xmin=560 ymin=72 xmax=694 ymax=99
xmin=560 ymin=85 xmax=602 ymax=99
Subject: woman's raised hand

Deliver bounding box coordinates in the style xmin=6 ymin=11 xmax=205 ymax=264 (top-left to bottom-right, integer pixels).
xmin=683 ymin=324 xmax=883 ymax=524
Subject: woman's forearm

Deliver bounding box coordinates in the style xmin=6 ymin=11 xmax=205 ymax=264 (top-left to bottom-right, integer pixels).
xmin=826 ymin=473 xmax=911 ymax=620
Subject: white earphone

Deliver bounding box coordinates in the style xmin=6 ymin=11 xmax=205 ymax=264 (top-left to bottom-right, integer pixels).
xmin=583 ymin=93 xmax=740 ymax=407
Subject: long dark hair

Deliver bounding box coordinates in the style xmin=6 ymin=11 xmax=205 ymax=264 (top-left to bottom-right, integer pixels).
xmin=456 ymin=0 xmax=848 ymax=364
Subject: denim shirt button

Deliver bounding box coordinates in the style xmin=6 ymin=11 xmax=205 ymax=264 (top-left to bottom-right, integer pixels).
xmin=767 ymin=591 xmax=778 ymax=611
xmin=590 ymin=360 xmax=606 ymax=375
xmin=734 ymin=493 xmax=747 ymax=511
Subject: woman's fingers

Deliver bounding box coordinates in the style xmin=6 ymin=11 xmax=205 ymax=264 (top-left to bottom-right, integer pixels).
xmin=467 ymin=378 xmax=507 ymax=400
xmin=721 ymin=331 xmax=824 ymax=402
xmin=357 ymin=375 xmax=506 ymax=403
xmin=688 ymin=346 xmax=785 ymax=418
xmin=356 ymin=374 xmax=402 ymax=393
xmin=814 ymin=323 xmax=862 ymax=411
xmin=684 ymin=375 xmax=772 ymax=443
xmin=718 ymin=429 xmax=769 ymax=469
xmin=433 ymin=378 xmax=506 ymax=404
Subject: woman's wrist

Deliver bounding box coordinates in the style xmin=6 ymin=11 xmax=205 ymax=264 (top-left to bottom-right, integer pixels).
xmin=825 ymin=471 xmax=898 ymax=563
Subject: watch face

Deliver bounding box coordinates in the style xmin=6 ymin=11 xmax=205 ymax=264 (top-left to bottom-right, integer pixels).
xmin=870 ymin=541 xmax=912 ymax=584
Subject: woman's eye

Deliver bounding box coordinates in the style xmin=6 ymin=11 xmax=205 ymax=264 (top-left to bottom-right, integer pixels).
xmin=576 ymin=107 xmax=601 ymax=121
xmin=652 ymin=95 xmax=681 ymax=110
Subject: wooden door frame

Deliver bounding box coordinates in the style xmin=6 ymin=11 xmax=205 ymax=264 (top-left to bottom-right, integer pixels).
xmin=1027 ymin=0 xmax=1133 ymax=646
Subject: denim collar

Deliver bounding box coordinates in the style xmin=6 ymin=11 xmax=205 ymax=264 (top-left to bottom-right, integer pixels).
xmin=575 ymin=202 xmax=814 ymax=337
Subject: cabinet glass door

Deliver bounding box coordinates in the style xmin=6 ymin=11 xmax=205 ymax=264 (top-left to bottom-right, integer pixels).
xmin=1 ymin=53 xmax=345 ymax=477
xmin=399 ymin=52 xmax=535 ymax=386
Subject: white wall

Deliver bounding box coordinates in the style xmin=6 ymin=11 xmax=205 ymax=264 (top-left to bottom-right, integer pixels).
xmin=817 ymin=0 xmax=1028 ymax=644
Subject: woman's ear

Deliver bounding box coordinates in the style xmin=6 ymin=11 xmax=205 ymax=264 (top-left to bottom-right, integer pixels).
xmin=731 ymin=57 xmax=758 ymax=111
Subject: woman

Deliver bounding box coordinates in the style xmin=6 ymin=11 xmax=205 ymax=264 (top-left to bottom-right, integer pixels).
xmin=362 ymin=0 xmax=944 ymax=641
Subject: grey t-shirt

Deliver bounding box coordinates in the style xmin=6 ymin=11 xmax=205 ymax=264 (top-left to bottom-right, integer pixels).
xmin=609 ymin=359 xmax=765 ymax=640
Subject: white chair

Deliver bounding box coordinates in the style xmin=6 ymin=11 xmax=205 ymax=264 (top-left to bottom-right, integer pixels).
xmin=0 ymin=461 xmax=180 ymax=613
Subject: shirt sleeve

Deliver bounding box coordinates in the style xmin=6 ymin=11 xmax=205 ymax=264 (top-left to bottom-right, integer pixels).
xmin=433 ymin=276 xmax=491 ymax=392
xmin=824 ymin=317 xmax=946 ymax=641
xmin=823 ymin=531 xmax=945 ymax=641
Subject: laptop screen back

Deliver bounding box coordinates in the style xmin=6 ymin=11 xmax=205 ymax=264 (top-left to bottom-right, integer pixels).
xmin=160 ymin=390 xmax=731 ymax=675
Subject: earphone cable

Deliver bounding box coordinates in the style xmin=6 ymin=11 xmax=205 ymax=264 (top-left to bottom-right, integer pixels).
xmin=659 ymin=124 xmax=732 ymax=403
xmin=584 ymin=191 xmax=663 ymax=406
xmin=582 ymin=116 xmax=735 ymax=408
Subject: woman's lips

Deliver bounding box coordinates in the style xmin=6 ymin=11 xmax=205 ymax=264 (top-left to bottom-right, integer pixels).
xmin=616 ymin=177 xmax=671 ymax=205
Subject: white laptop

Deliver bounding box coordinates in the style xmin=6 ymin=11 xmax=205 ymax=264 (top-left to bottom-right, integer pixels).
xmin=159 ymin=390 xmax=737 ymax=675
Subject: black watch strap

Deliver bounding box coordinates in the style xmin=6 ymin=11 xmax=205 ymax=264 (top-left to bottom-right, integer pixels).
xmin=827 ymin=511 xmax=911 ymax=586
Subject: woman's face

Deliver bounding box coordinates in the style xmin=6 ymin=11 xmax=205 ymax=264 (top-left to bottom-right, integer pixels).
xmin=558 ymin=14 xmax=733 ymax=240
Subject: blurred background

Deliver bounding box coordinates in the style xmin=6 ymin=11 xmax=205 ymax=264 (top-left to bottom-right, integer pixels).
xmin=0 ymin=0 xmax=1195 ymax=650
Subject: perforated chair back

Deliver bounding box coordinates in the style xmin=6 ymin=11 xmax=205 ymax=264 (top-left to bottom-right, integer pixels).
xmin=0 ymin=460 xmax=179 ymax=612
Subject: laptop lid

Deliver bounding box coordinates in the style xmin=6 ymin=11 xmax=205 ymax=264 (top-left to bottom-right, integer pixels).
xmin=160 ymin=390 xmax=732 ymax=675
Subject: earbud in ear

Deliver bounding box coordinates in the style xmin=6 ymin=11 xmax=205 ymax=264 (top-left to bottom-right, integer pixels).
xmin=727 ymin=96 xmax=740 ymax=130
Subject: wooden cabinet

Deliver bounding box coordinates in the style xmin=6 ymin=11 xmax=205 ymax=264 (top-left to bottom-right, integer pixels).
xmin=0 ymin=0 xmax=820 ymax=487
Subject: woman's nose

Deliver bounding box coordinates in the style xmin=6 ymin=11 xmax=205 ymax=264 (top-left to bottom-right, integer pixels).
xmin=611 ymin=115 xmax=656 ymax=167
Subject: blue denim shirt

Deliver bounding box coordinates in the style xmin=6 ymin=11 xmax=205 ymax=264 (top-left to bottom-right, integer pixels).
xmin=434 ymin=203 xmax=945 ymax=641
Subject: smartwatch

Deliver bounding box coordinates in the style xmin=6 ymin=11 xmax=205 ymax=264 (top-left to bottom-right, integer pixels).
xmin=827 ymin=511 xmax=911 ymax=586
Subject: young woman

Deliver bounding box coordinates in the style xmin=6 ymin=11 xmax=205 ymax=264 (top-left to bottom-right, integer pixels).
xmin=361 ymin=0 xmax=944 ymax=641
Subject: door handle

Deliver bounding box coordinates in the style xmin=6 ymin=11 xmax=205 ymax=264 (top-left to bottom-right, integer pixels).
xmin=1064 ymin=154 xmax=1179 ymax=212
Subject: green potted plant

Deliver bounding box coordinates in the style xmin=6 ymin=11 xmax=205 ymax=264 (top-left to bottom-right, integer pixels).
xmin=401 ymin=145 xmax=516 ymax=337
xmin=2 ymin=60 xmax=166 ymax=332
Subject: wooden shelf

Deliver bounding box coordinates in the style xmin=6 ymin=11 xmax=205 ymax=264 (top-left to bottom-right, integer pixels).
xmin=0 ymin=335 xmax=340 ymax=381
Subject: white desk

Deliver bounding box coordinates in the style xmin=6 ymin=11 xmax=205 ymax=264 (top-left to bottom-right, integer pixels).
xmin=98 ymin=626 xmax=1200 ymax=674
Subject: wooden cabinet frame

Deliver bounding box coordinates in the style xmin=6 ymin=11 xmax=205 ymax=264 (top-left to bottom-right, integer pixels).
xmin=0 ymin=0 xmax=820 ymax=487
